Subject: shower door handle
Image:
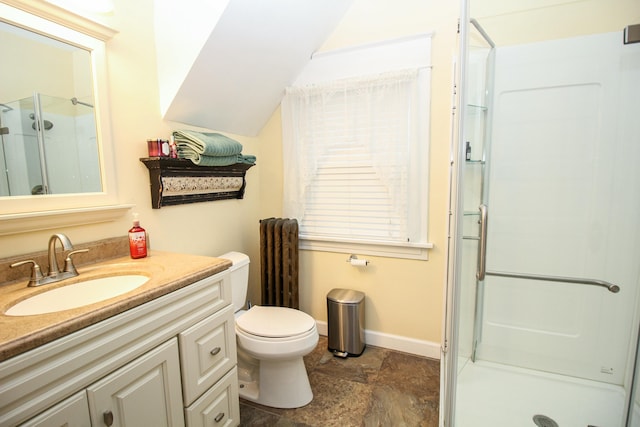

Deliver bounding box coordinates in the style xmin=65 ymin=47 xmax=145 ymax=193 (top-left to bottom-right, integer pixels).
xmin=476 ymin=204 xmax=488 ymax=281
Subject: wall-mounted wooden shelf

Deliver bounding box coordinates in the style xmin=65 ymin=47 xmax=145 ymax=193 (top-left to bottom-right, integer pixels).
xmin=140 ymin=157 xmax=254 ymax=209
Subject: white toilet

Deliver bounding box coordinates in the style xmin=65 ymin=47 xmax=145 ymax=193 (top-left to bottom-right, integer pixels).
xmin=219 ymin=251 xmax=319 ymax=409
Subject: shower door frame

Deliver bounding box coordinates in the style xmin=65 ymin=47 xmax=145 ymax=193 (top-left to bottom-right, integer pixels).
xmin=440 ymin=0 xmax=473 ymax=424
xmin=32 ymin=92 xmax=51 ymax=194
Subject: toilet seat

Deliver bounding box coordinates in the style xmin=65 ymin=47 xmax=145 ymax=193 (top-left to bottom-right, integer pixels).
xmin=236 ymin=305 xmax=315 ymax=338
xmin=235 ymin=305 xmax=318 ymax=361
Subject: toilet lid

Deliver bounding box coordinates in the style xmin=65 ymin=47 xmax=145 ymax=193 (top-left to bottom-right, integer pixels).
xmin=236 ymin=305 xmax=315 ymax=338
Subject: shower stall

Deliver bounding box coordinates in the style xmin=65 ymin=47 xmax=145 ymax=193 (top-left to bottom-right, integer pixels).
xmin=443 ymin=0 xmax=640 ymax=426
xmin=0 ymin=92 xmax=100 ymax=197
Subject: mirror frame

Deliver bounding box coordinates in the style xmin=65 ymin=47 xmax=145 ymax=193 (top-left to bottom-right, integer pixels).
xmin=0 ymin=1 xmax=131 ymax=235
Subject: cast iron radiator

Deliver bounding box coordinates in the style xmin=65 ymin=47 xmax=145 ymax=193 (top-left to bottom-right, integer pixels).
xmin=259 ymin=218 xmax=299 ymax=309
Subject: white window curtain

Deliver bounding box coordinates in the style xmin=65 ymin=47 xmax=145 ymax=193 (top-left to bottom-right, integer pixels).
xmin=282 ymin=68 xmax=430 ymax=253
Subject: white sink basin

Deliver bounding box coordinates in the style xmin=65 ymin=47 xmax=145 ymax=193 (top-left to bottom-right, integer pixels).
xmin=5 ymin=275 xmax=149 ymax=316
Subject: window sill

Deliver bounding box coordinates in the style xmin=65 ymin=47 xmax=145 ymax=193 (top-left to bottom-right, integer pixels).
xmin=299 ymin=235 xmax=433 ymax=260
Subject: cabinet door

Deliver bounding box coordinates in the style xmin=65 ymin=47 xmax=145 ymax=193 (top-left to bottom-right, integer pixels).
xmin=185 ymin=367 xmax=239 ymax=427
xmin=87 ymin=338 xmax=185 ymax=427
xmin=19 ymin=391 xmax=91 ymax=427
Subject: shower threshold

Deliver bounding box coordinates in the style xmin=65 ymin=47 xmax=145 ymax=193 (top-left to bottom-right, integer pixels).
xmin=455 ymin=360 xmax=625 ymax=426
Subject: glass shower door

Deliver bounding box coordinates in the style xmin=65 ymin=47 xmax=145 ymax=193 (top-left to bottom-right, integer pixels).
xmin=455 ymin=18 xmax=494 ymax=372
xmin=446 ymin=3 xmax=640 ymax=425
xmin=440 ymin=18 xmax=494 ymax=426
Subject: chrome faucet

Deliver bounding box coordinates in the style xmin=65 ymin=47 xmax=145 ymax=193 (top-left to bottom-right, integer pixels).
xmin=10 ymin=233 xmax=89 ymax=287
xmin=47 ymin=233 xmax=73 ymax=278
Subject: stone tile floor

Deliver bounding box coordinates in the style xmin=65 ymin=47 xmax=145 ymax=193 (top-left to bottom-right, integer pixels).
xmin=239 ymin=335 xmax=440 ymax=426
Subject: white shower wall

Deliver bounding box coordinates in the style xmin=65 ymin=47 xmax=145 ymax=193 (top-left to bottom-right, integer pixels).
xmin=476 ymin=32 xmax=640 ymax=385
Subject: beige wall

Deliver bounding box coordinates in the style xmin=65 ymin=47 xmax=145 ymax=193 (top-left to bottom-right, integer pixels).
xmin=0 ymin=0 xmax=460 ymax=349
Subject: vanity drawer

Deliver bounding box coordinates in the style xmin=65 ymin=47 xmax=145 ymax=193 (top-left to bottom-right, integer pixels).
xmin=19 ymin=391 xmax=90 ymax=427
xmin=179 ymin=304 xmax=236 ymax=406
xmin=185 ymin=367 xmax=239 ymax=427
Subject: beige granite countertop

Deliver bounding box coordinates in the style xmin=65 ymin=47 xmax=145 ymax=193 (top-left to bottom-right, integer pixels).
xmin=0 ymin=251 xmax=231 ymax=362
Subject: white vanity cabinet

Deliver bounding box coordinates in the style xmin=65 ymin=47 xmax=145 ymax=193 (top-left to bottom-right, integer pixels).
xmin=1 ymin=270 xmax=239 ymax=427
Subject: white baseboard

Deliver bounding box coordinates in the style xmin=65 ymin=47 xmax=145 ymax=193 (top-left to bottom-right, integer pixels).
xmin=315 ymin=320 xmax=441 ymax=360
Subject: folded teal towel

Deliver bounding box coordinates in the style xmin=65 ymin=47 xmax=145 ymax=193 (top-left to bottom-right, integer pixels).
xmin=173 ymin=130 xmax=243 ymax=156
xmin=178 ymin=148 xmax=256 ymax=166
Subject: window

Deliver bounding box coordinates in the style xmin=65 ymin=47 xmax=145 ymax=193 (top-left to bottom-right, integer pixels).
xmin=281 ymin=35 xmax=433 ymax=259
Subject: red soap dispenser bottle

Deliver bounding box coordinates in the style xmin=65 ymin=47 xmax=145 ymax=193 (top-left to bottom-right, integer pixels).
xmin=128 ymin=213 xmax=147 ymax=259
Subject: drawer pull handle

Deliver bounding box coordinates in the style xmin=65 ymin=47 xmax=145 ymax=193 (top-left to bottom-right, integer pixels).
xmin=210 ymin=347 xmax=221 ymax=356
xmin=103 ymin=410 xmax=114 ymax=426
xmin=214 ymin=412 xmax=225 ymax=422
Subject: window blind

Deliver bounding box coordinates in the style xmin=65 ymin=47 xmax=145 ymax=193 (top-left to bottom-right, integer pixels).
xmin=282 ymin=68 xmax=430 ymax=248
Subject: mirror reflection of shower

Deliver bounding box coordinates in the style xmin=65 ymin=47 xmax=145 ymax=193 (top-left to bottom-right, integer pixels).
xmin=0 ymin=92 xmax=100 ymax=197
xmin=70 ymin=97 xmax=94 ymax=109
xmin=29 ymin=113 xmax=54 ymax=131
xmin=0 ymin=104 xmax=11 ymax=196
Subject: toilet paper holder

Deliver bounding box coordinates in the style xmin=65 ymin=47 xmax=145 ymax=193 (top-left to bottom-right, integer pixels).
xmin=347 ymin=254 xmax=369 ymax=266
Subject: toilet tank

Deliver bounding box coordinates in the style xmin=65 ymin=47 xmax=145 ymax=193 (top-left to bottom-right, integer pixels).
xmin=218 ymin=251 xmax=250 ymax=312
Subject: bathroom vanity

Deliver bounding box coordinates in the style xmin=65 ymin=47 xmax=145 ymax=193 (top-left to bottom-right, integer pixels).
xmin=0 ymin=250 xmax=239 ymax=427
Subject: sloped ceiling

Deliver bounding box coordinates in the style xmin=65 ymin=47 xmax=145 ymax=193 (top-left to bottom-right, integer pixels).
xmin=155 ymin=0 xmax=353 ymax=136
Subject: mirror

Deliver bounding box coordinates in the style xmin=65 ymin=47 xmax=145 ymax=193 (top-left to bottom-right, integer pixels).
xmin=0 ymin=2 xmax=129 ymax=235
xmin=0 ymin=20 xmax=100 ymax=196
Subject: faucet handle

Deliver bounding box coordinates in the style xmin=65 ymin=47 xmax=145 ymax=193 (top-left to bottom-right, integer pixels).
xmin=63 ymin=249 xmax=89 ymax=275
xmin=10 ymin=259 xmax=44 ymax=287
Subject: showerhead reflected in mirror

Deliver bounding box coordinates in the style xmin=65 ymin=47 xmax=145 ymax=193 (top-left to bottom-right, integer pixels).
xmin=0 ymin=20 xmax=101 ymax=197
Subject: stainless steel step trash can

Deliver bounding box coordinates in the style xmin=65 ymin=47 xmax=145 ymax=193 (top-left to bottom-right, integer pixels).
xmin=327 ymin=288 xmax=365 ymax=357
